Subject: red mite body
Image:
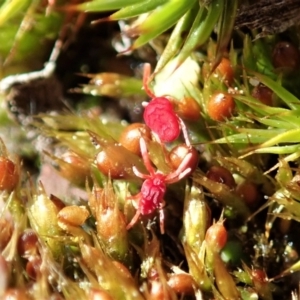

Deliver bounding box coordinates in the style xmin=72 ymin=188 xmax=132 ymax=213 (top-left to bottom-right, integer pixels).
xmin=126 ymin=138 xmax=193 ymax=233
xmin=143 ymin=97 xmax=180 ymax=142
xmin=142 ymin=63 xmax=191 ymax=146
xmin=126 ymin=63 xmax=195 ymax=233
xmin=139 ymin=174 xmax=166 ymax=215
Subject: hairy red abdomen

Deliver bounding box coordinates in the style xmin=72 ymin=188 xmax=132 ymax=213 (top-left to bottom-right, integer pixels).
xmin=139 ymin=174 xmax=166 ymax=215
xmin=143 ymin=97 xmax=180 ymax=142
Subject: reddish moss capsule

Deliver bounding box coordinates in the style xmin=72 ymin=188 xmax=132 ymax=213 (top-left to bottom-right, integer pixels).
xmin=89 ymin=288 xmax=114 ymax=300
xmin=57 ymin=206 xmax=89 ymax=227
xmin=252 ymin=84 xmax=273 ymax=106
xmin=236 ymin=181 xmax=259 ymax=207
xmin=168 ymin=144 xmax=199 ymax=174
xmin=119 ymin=123 xmax=152 ymax=156
xmin=251 ymin=269 xmax=268 ymax=283
xmin=96 ymin=144 xmax=134 ymax=179
xmin=207 ymin=92 xmax=235 ymax=121
xmin=25 ymin=256 xmax=42 ymax=280
xmin=272 ymin=41 xmax=300 ymax=71
xmin=0 ymin=157 xmax=18 ymax=191
xmin=91 ymin=131 xmax=146 ymax=179
xmin=167 ymin=273 xmax=196 ymax=295
xmin=205 ymin=220 xmax=227 ymax=252
xmin=17 ymin=230 xmax=39 ymax=258
xmin=206 ymin=165 xmax=236 ymax=189
xmin=175 ymin=97 xmax=201 ymax=121
xmin=60 ymin=151 xmax=90 ymax=186
xmin=148 ymin=281 xmax=173 ymax=300
xmin=214 ymin=58 xmax=234 ymax=85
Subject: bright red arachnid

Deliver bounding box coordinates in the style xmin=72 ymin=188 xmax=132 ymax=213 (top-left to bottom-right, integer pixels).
xmin=126 ymin=138 xmax=193 ymax=233
xmin=142 ymin=63 xmax=191 ymax=146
